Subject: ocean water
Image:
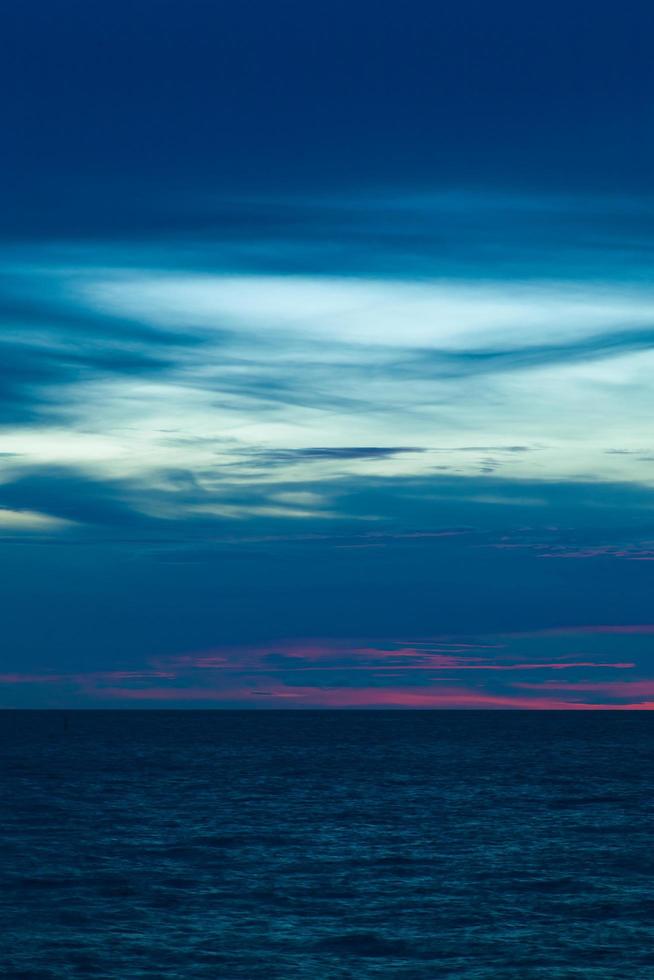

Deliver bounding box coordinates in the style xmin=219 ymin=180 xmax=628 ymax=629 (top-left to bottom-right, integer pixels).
xmin=2 ymin=711 xmax=654 ymax=979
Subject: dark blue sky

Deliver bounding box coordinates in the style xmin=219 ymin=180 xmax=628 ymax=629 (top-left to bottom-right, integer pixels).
xmin=2 ymin=1 xmax=654 ymax=707
xmin=5 ymin=1 xmax=654 ymax=205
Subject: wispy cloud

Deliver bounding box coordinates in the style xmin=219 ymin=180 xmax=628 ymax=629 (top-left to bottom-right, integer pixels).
xmin=3 ymin=212 xmax=654 ymax=513
xmin=5 ymin=0 xmax=654 ymax=710
xmin=0 ymin=631 xmax=645 ymax=708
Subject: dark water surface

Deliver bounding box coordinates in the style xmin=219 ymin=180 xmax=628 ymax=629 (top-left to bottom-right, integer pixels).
xmin=2 ymin=710 xmax=654 ymax=978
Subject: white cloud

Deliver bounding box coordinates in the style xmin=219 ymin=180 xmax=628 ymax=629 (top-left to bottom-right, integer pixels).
xmin=0 ymin=508 xmax=74 ymax=531
xmin=4 ymin=256 xmax=654 ymax=501
xmin=77 ymin=273 xmax=654 ymax=351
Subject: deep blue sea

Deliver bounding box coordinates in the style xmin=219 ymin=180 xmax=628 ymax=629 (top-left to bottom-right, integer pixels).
xmin=2 ymin=711 xmax=654 ymax=978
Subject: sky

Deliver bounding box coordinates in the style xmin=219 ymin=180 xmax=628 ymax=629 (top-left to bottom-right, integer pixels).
xmin=2 ymin=0 xmax=654 ymax=708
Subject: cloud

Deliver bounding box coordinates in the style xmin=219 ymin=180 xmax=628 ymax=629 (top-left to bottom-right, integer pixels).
xmin=3 ymin=232 xmax=654 ymax=502
xmin=80 ymin=273 xmax=654 ymax=355
xmin=4 ymin=0 xmax=654 ymax=710
xmin=514 ymin=680 xmax=654 ymax=697
xmin=1 ymin=630 xmax=643 ymax=707
xmin=249 ymin=446 xmax=426 ymax=464
xmin=3 ymin=674 xmax=648 ymax=709
xmin=517 ymin=625 xmax=654 ymax=637
xmin=0 ymin=275 xmax=206 ymax=426
xmin=0 ymin=467 xmax=154 ymax=528
xmin=0 ymin=507 xmax=74 ymax=531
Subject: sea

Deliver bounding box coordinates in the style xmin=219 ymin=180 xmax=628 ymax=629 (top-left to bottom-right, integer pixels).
xmin=1 ymin=710 xmax=654 ymax=978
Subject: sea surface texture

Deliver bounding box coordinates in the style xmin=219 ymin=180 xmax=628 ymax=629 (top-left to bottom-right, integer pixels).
xmin=2 ymin=710 xmax=654 ymax=979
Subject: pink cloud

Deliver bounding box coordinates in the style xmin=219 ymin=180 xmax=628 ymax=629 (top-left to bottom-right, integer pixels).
xmin=90 ymin=683 xmax=654 ymax=709
xmin=1 ymin=627 xmax=649 ymax=708
xmin=154 ymin=643 xmax=633 ymax=675
xmin=95 ymin=686 xmax=306 ymax=702
xmin=514 ymin=679 xmax=654 ymax=697
xmin=486 ymin=539 xmax=654 ymax=561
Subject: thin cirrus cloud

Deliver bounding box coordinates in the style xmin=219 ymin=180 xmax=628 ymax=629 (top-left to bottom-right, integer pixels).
xmin=1 ymin=190 xmax=654 ymax=706
xmin=0 ymin=633 xmax=648 ymax=709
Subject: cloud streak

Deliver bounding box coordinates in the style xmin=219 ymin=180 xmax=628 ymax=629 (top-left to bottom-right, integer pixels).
xmin=0 ymin=632 xmax=646 ymax=708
